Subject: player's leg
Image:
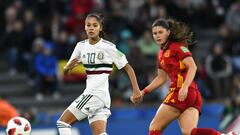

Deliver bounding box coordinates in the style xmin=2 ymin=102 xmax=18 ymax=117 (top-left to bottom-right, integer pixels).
xmin=57 ymin=94 xmax=89 ymax=135
xmin=178 ymin=107 xmax=199 ymax=135
xmin=149 ymin=104 xmax=181 ymax=135
xmin=88 ymin=101 xmax=110 ymax=135
xmin=90 ymin=119 xmax=107 ymax=135
xmin=57 ymin=109 xmax=78 ymax=135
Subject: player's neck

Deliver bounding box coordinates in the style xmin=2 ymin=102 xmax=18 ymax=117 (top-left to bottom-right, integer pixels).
xmin=89 ymin=37 xmax=101 ymax=45
xmin=161 ymin=41 xmax=169 ymax=50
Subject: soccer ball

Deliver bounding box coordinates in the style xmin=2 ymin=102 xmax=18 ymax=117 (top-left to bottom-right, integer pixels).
xmin=6 ymin=117 xmax=31 ymax=135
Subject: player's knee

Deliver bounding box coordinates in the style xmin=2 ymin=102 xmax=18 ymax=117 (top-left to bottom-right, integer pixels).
xmin=93 ymin=128 xmax=106 ymax=135
xmin=149 ymin=122 xmax=164 ymax=132
xmin=181 ymin=128 xmax=192 ymax=135
xmin=56 ymin=120 xmax=71 ymax=129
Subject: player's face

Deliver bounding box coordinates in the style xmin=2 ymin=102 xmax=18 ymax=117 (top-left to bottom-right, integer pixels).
xmin=85 ymin=17 xmax=102 ymax=39
xmin=152 ymin=26 xmax=170 ymax=46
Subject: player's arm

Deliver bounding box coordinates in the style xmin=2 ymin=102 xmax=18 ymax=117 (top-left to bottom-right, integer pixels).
xmin=181 ymin=56 xmax=197 ymax=90
xmin=124 ymin=63 xmax=142 ymax=104
xmin=123 ymin=63 xmax=140 ymax=92
xmin=142 ymin=69 xmax=167 ymax=96
xmin=63 ymin=58 xmax=79 ymax=75
xmin=63 ymin=44 xmax=81 ymax=75
xmin=178 ymin=56 xmax=197 ymax=101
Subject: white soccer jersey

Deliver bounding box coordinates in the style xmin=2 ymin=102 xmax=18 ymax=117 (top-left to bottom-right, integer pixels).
xmin=67 ymin=38 xmax=128 ymax=108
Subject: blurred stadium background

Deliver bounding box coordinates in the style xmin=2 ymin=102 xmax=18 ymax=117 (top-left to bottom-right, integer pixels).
xmin=0 ymin=0 xmax=240 ymax=134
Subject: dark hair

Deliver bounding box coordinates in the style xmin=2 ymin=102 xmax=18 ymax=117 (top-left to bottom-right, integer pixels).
xmin=86 ymin=13 xmax=105 ymax=38
xmin=152 ymin=18 xmax=196 ymax=45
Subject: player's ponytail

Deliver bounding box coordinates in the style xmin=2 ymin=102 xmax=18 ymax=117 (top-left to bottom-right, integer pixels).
xmin=86 ymin=13 xmax=105 ymax=38
xmin=152 ymin=18 xmax=197 ymax=46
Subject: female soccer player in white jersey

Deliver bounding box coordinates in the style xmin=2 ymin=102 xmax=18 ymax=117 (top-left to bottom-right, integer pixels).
xmin=56 ymin=13 xmax=143 ymax=135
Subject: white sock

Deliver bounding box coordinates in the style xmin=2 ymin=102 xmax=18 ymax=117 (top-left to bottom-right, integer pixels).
xmin=57 ymin=121 xmax=72 ymax=135
xmin=99 ymin=132 xmax=108 ymax=135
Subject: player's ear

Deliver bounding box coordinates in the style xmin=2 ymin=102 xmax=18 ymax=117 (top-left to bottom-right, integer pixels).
xmin=167 ymin=29 xmax=170 ymax=36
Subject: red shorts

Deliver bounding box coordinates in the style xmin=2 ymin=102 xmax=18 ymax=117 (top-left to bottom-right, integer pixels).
xmin=163 ymin=87 xmax=202 ymax=113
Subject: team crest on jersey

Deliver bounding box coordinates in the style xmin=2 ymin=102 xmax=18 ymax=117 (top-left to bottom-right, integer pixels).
xmin=97 ymin=51 xmax=104 ymax=60
xmin=164 ymin=50 xmax=170 ymax=57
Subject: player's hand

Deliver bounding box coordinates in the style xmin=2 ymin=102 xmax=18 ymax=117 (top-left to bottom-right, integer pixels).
xmin=63 ymin=58 xmax=79 ymax=75
xmin=130 ymin=90 xmax=143 ymax=105
xmin=178 ymin=87 xmax=188 ymax=101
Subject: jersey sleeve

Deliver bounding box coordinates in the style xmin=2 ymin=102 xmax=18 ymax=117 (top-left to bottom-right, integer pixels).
xmin=67 ymin=43 xmax=81 ymax=65
xmin=106 ymin=45 xmax=128 ymax=69
xmin=175 ymin=45 xmax=192 ymax=60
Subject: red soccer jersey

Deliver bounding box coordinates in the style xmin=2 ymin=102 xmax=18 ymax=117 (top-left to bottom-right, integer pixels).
xmin=158 ymin=42 xmax=198 ymax=91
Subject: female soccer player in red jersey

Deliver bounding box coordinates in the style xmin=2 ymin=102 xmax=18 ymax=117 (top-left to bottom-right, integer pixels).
xmin=132 ymin=18 xmax=236 ymax=135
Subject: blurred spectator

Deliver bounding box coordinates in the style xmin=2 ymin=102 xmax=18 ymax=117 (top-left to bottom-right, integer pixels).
xmin=217 ymin=24 xmax=235 ymax=55
xmin=205 ymin=41 xmax=232 ymax=99
xmin=0 ymin=0 xmax=11 ymax=36
xmin=12 ymin=0 xmax=24 ymax=18
xmin=225 ymin=1 xmax=240 ymax=39
xmin=0 ymin=96 xmax=18 ymax=127
xmin=132 ymin=7 xmax=151 ymax=37
xmin=23 ymin=9 xmax=35 ymax=54
xmin=1 ymin=20 xmax=25 ymax=75
xmin=138 ymin=29 xmax=158 ymax=56
xmin=205 ymin=0 xmax=227 ymax=27
xmin=232 ymin=55 xmax=240 ymax=73
xmin=65 ymin=11 xmax=85 ymax=35
xmin=28 ymin=38 xmax=45 ymax=86
xmin=140 ymin=0 xmax=159 ymax=20
xmin=4 ymin=6 xmax=17 ymax=33
xmin=55 ymin=30 xmax=72 ymax=60
xmin=34 ymin=42 xmax=59 ymax=100
xmin=50 ymin=13 xmax=65 ymax=42
xmin=65 ymin=0 xmax=95 ymax=35
xmin=154 ymin=5 xmax=168 ymax=19
xmin=230 ymin=75 xmax=240 ymax=116
xmin=128 ymin=45 xmax=148 ymax=89
xmin=71 ymin=0 xmax=95 ymax=15
xmin=169 ymin=0 xmax=195 ymax=25
xmin=118 ymin=29 xmax=134 ymax=55
xmin=120 ymin=0 xmax=145 ymax=21
xmin=53 ymin=0 xmax=69 ymax=15
xmin=137 ymin=29 xmax=158 ymax=71
xmin=32 ymin=38 xmax=45 ymax=55
xmin=106 ymin=4 xmax=130 ymax=40
xmin=221 ymin=74 xmax=240 ymax=129
xmin=33 ymin=0 xmax=52 ymax=21
xmin=92 ymin=0 xmax=105 ymax=12
xmin=195 ymin=58 xmax=212 ymax=99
